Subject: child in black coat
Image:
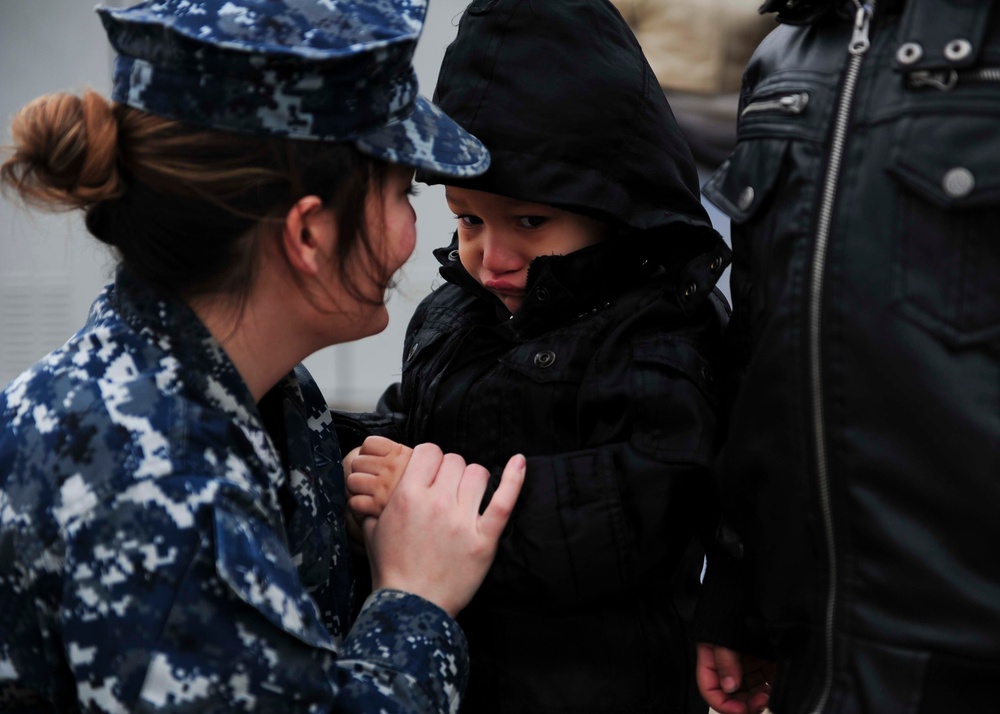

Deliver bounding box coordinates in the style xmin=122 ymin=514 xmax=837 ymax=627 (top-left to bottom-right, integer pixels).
xmin=339 ymin=1 xmax=731 ymax=711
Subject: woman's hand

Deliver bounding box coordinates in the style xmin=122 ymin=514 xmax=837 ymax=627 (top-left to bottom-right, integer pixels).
xmin=696 ymin=642 xmax=775 ymax=714
xmin=364 ymin=443 xmax=525 ymax=617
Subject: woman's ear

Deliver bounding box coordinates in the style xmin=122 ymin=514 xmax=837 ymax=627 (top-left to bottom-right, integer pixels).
xmin=282 ymin=195 xmax=336 ymax=276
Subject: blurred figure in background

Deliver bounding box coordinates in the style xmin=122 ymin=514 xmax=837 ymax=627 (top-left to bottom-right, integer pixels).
xmin=612 ymin=0 xmax=774 ymax=300
xmin=612 ymin=0 xmax=773 ymax=170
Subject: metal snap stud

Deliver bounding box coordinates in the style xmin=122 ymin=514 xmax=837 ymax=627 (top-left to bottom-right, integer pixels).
xmin=533 ymin=350 xmax=556 ymax=368
xmin=448 ymin=249 xmax=459 ymax=261
xmin=709 ymin=256 xmax=722 ymax=272
xmin=896 ymin=42 xmax=923 ymax=65
xmin=944 ymin=38 xmax=973 ymax=62
xmin=737 ymin=186 xmax=755 ymax=212
xmin=942 ymin=167 xmax=975 ymax=198
xmin=535 ymin=287 xmax=550 ymax=302
xmin=682 ymin=283 xmax=698 ymax=300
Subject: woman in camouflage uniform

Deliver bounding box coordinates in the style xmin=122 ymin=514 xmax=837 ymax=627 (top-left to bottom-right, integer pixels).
xmin=0 ymin=1 xmax=524 ymax=712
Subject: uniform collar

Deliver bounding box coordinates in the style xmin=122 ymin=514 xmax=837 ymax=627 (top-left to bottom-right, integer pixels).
xmin=104 ymin=268 xmax=288 ymax=493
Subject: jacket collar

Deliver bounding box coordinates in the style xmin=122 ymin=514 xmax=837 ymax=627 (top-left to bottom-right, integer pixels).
xmin=758 ymin=0 xmax=843 ymax=24
xmin=434 ymin=233 xmax=684 ymax=338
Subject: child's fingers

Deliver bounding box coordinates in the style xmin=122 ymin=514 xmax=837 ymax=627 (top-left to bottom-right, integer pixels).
xmin=342 ymin=446 xmax=362 ymax=476
xmin=359 ymin=435 xmax=398 ymax=458
xmin=344 ymin=510 xmax=365 ymax=547
xmin=346 ymin=470 xmax=381 ymax=497
xmin=351 ymin=454 xmax=389 ymax=477
xmin=478 ymin=454 xmax=525 ymax=541
xmin=349 ymin=494 xmax=383 ymax=519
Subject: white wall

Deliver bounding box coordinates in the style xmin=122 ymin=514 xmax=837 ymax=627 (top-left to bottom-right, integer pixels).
xmin=0 ymin=0 xmax=470 ymax=408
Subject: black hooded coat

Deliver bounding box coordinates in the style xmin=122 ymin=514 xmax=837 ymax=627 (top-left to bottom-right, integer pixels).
xmin=337 ymin=1 xmax=731 ymax=712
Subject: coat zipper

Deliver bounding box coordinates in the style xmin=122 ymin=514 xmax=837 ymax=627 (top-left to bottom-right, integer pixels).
xmin=808 ymin=2 xmax=873 ymax=713
xmin=908 ymin=67 xmax=1000 ymax=91
xmin=740 ymin=91 xmax=810 ymax=117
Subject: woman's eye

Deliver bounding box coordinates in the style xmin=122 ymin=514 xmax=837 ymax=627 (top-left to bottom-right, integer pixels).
xmin=456 ymin=214 xmax=483 ymax=227
xmin=518 ymin=216 xmax=547 ymax=229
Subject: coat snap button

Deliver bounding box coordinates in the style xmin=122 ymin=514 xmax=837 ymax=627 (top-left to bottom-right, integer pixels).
xmin=683 ymin=283 xmax=698 ymax=300
xmin=737 ymin=186 xmax=755 ymax=211
xmin=448 ymin=249 xmax=460 ymax=261
xmin=535 ymin=287 xmax=550 ymax=302
xmin=944 ymin=38 xmax=973 ymax=62
xmin=533 ymin=350 xmax=556 ymax=368
xmin=896 ymin=42 xmax=923 ymax=65
xmin=709 ymin=256 xmax=722 ymax=272
xmin=942 ymin=167 xmax=975 ymax=198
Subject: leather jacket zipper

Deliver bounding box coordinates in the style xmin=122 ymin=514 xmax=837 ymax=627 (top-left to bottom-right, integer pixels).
xmin=808 ymin=2 xmax=873 ymax=712
xmin=908 ymin=67 xmax=1000 ymax=91
xmin=740 ymin=91 xmax=810 ymax=117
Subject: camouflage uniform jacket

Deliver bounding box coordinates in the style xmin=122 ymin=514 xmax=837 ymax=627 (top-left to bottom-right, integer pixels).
xmin=0 ymin=270 xmax=468 ymax=713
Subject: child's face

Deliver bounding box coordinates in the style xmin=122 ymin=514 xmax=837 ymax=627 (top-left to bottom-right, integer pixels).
xmin=445 ymin=186 xmax=608 ymax=314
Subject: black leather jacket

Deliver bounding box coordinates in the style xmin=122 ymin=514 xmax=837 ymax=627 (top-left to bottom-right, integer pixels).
xmin=699 ymin=1 xmax=1000 ymax=712
xmin=338 ymin=231 xmax=729 ymax=714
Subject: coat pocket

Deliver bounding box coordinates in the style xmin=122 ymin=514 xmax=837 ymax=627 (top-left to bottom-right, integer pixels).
xmin=499 ymin=337 xmax=590 ymax=384
xmin=214 ymin=502 xmax=337 ymax=652
xmin=887 ymin=113 xmax=1000 ymax=346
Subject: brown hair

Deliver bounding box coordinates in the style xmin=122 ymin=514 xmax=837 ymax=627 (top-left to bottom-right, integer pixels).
xmin=0 ymin=90 xmax=388 ymax=307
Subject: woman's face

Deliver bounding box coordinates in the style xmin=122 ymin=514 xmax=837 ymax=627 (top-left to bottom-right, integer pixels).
xmin=322 ymin=163 xmax=417 ymax=343
xmin=446 ymin=186 xmax=608 ymax=314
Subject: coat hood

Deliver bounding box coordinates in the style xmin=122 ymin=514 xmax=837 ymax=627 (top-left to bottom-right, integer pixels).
xmin=417 ymin=0 xmax=719 ymax=242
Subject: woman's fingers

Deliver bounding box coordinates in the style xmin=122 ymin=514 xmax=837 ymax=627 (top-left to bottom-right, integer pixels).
xmin=456 ymin=462 xmax=490 ymax=509
xmin=432 ymin=452 xmax=466 ymax=501
xmin=365 ymin=446 xmax=526 ymax=616
xmin=395 ymin=442 xmax=443 ymax=490
xmin=478 ymin=454 xmax=525 ymax=541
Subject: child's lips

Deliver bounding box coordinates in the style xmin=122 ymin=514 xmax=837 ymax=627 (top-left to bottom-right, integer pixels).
xmin=484 ymin=279 xmax=524 ymax=296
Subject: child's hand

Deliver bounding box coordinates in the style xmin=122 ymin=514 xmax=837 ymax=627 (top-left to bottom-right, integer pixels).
xmin=347 ymin=436 xmax=414 ymax=520
xmin=342 ymin=446 xmax=365 ymax=548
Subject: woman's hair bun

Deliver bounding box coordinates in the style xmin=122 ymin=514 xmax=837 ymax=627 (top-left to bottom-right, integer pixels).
xmin=1 ymin=90 xmax=125 ymax=211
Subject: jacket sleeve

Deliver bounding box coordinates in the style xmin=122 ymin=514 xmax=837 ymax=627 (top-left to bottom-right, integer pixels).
xmin=332 ymin=386 xmax=407 ymax=455
xmin=688 ymin=67 xmax=774 ymax=657
xmin=58 ymin=474 xmax=467 ymax=713
xmin=481 ymin=325 xmax=724 ymax=606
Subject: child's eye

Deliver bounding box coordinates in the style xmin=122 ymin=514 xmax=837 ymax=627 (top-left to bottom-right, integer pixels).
xmin=455 ymin=214 xmax=483 ymax=227
xmin=518 ymin=216 xmax=547 ymax=229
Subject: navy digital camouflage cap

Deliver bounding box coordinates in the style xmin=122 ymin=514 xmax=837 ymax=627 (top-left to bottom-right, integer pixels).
xmin=96 ymin=0 xmax=490 ymax=178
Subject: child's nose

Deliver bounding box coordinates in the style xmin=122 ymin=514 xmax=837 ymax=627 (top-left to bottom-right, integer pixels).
xmin=481 ymin=235 xmax=521 ymax=274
